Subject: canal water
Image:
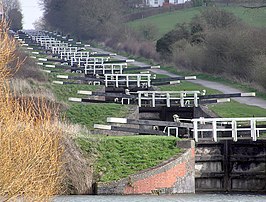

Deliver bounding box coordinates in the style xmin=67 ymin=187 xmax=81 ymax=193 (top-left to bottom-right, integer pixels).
xmin=55 ymin=194 xmax=266 ymax=202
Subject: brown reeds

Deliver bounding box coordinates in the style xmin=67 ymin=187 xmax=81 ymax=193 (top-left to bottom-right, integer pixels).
xmin=0 ymin=19 xmax=64 ymax=201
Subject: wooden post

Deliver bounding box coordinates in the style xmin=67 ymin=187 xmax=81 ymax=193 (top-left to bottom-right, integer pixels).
xmin=105 ymin=75 xmax=108 ymax=87
xmin=138 ymin=92 xmax=142 ymax=107
xmin=152 ymin=92 xmax=156 ymax=107
xmin=193 ymin=121 xmax=198 ymax=142
xmin=213 ymin=120 xmax=217 ymax=142
xmin=251 ymin=119 xmax=257 ymax=141
xmin=137 ymin=75 xmax=140 ymax=87
xmin=194 ymin=92 xmax=198 ymax=107
xmin=180 ymin=92 xmax=184 ymax=107
xmin=166 ymin=93 xmax=170 ymax=107
xmin=232 ymin=120 xmax=237 ymax=142
xmin=126 ymin=75 xmax=129 ymax=87
xmin=115 ymin=75 xmax=119 ymax=88
xmin=148 ymin=75 xmax=151 ymax=87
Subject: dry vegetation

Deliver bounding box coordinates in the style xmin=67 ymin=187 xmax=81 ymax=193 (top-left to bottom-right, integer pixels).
xmin=0 ymin=19 xmax=64 ymax=201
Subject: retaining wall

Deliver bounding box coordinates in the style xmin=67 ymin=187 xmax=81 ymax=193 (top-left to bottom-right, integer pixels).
xmin=96 ymin=140 xmax=195 ymax=195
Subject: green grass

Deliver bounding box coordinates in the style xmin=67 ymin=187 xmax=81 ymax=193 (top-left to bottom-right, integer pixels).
xmin=48 ymin=73 xmax=129 ymax=129
xmin=209 ymin=101 xmax=266 ymax=118
xmin=128 ymin=6 xmax=266 ymax=39
xmin=49 ymin=83 xmax=129 ymax=129
xmin=159 ymin=81 xmax=221 ymax=95
xmin=128 ymin=7 xmax=201 ymax=39
xmin=65 ymin=103 xmax=128 ymax=129
xmin=76 ymin=136 xmax=181 ymax=182
xmin=51 ymin=83 xmax=100 ymax=102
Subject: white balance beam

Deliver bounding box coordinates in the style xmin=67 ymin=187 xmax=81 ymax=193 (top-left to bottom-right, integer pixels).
xmin=185 ymin=76 xmax=197 ymax=80
xmin=53 ymin=81 xmax=64 ymax=85
xmin=94 ymin=124 xmax=112 ymax=130
xmin=241 ymin=93 xmax=256 ymax=97
xmin=68 ymin=98 xmax=82 ymax=102
xmin=57 ymin=75 xmax=69 ymax=79
xmin=107 ymin=117 xmax=127 ymax=124
xmin=77 ymin=90 xmax=92 ymax=95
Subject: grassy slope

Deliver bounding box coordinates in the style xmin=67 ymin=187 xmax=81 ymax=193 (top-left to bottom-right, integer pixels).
xmin=51 ymin=83 xmax=128 ymax=129
xmin=76 ymin=136 xmax=181 ymax=182
xmin=47 ymin=71 xmax=129 ymax=129
xmin=209 ymin=101 xmax=266 ymax=118
xmin=128 ymin=6 xmax=266 ymax=39
xmin=128 ymin=7 xmax=200 ymax=38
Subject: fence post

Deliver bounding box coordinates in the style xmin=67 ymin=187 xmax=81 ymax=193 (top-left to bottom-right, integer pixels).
xmin=232 ymin=120 xmax=237 ymax=142
xmin=193 ymin=120 xmax=198 ymax=142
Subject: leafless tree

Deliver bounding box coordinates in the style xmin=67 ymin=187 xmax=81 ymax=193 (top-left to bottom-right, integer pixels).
xmin=2 ymin=0 xmax=22 ymax=30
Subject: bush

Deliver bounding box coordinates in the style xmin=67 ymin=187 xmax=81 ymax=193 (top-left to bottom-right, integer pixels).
xmin=157 ymin=7 xmax=266 ymax=90
xmin=199 ymin=7 xmax=239 ymax=29
xmin=253 ymin=55 xmax=266 ymax=90
xmin=156 ymin=24 xmax=190 ymax=58
xmin=138 ymin=23 xmax=159 ymax=41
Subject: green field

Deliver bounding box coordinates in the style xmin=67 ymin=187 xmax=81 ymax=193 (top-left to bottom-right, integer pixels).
xmin=209 ymin=101 xmax=266 ymax=118
xmin=76 ymin=136 xmax=181 ymax=182
xmin=128 ymin=6 xmax=266 ymax=39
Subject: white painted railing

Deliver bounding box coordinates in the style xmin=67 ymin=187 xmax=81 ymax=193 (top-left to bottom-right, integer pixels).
xmin=137 ymin=91 xmax=201 ymax=107
xmin=105 ymin=74 xmax=151 ymax=88
xmin=60 ymin=51 xmax=90 ymax=60
xmin=192 ymin=117 xmax=266 ymax=142
xmin=85 ymin=63 xmax=127 ymax=75
xmin=52 ymin=46 xmax=78 ymax=54
xmin=71 ymin=56 xmax=108 ymax=67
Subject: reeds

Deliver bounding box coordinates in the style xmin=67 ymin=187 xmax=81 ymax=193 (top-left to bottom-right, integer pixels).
xmin=0 ymin=19 xmax=64 ymax=201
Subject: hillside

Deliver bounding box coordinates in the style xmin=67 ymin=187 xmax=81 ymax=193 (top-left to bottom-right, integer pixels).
xmin=128 ymin=6 xmax=266 ymax=39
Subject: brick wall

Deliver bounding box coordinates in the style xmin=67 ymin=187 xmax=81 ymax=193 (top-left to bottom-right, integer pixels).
xmin=96 ymin=140 xmax=195 ymax=195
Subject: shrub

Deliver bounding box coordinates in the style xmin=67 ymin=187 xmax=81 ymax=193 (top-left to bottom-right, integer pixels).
xmin=138 ymin=23 xmax=159 ymax=41
xmin=156 ymin=24 xmax=190 ymax=58
xmin=253 ymin=55 xmax=266 ymax=90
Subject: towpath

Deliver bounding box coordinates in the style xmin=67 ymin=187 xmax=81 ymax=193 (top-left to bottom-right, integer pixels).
xmin=89 ymin=47 xmax=266 ymax=109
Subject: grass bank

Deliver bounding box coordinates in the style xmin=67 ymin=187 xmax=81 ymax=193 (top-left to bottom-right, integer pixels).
xmin=48 ymin=82 xmax=129 ymax=129
xmin=128 ymin=6 xmax=266 ymax=39
xmin=76 ymin=136 xmax=181 ymax=182
xmin=42 ymin=68 xmax=129 ymax=129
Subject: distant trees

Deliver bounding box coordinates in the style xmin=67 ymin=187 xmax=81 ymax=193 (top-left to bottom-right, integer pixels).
xmin=122 ymin=0 xmax=143 ymax=9
xmin=8 ymin=8 xmax=22 ymax=31
xmin=40 ymin=0 xmax=124 ymax=40
xmin=2 ymin=0 xmax=22 ymax=31
xmin=156 ymin=8 xmax=266 ymax=89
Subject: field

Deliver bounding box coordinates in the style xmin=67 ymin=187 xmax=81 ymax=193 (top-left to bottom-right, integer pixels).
xmin=128 ymin=6 xmax=266 ymax=39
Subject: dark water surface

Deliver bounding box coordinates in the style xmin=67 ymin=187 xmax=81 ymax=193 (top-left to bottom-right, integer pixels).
xmin=54 ymin=194 xmax=266 ymax=202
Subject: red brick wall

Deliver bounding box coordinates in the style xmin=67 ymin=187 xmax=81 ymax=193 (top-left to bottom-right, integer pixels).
xmin=125 ymin=162 xmax=187 ymax=194
xmin=96 ymin=140 xmax=195 ymax=195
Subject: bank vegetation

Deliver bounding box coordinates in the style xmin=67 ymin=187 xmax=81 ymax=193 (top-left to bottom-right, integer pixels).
xmin=0 ymin=20 xmax=95 ymax=200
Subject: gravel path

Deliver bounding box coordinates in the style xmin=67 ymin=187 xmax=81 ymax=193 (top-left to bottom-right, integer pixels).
xmin=89 ymin=47 xmax=266 ymax=109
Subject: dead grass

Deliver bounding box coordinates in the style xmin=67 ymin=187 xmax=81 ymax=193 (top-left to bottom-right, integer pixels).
xmin=9 ymin=79 xmax=56 ymax=101
xmin=0 ymin=19 xmax=64 ymax=201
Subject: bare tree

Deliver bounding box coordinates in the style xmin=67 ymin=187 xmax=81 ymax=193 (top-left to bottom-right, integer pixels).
xmin=2 ymin=0 xmax=22 ymax=30
xmin=2 ymin=0 xmax=21 ymax=15
xmin=40 ymin=0 xmax=124 ymax=40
